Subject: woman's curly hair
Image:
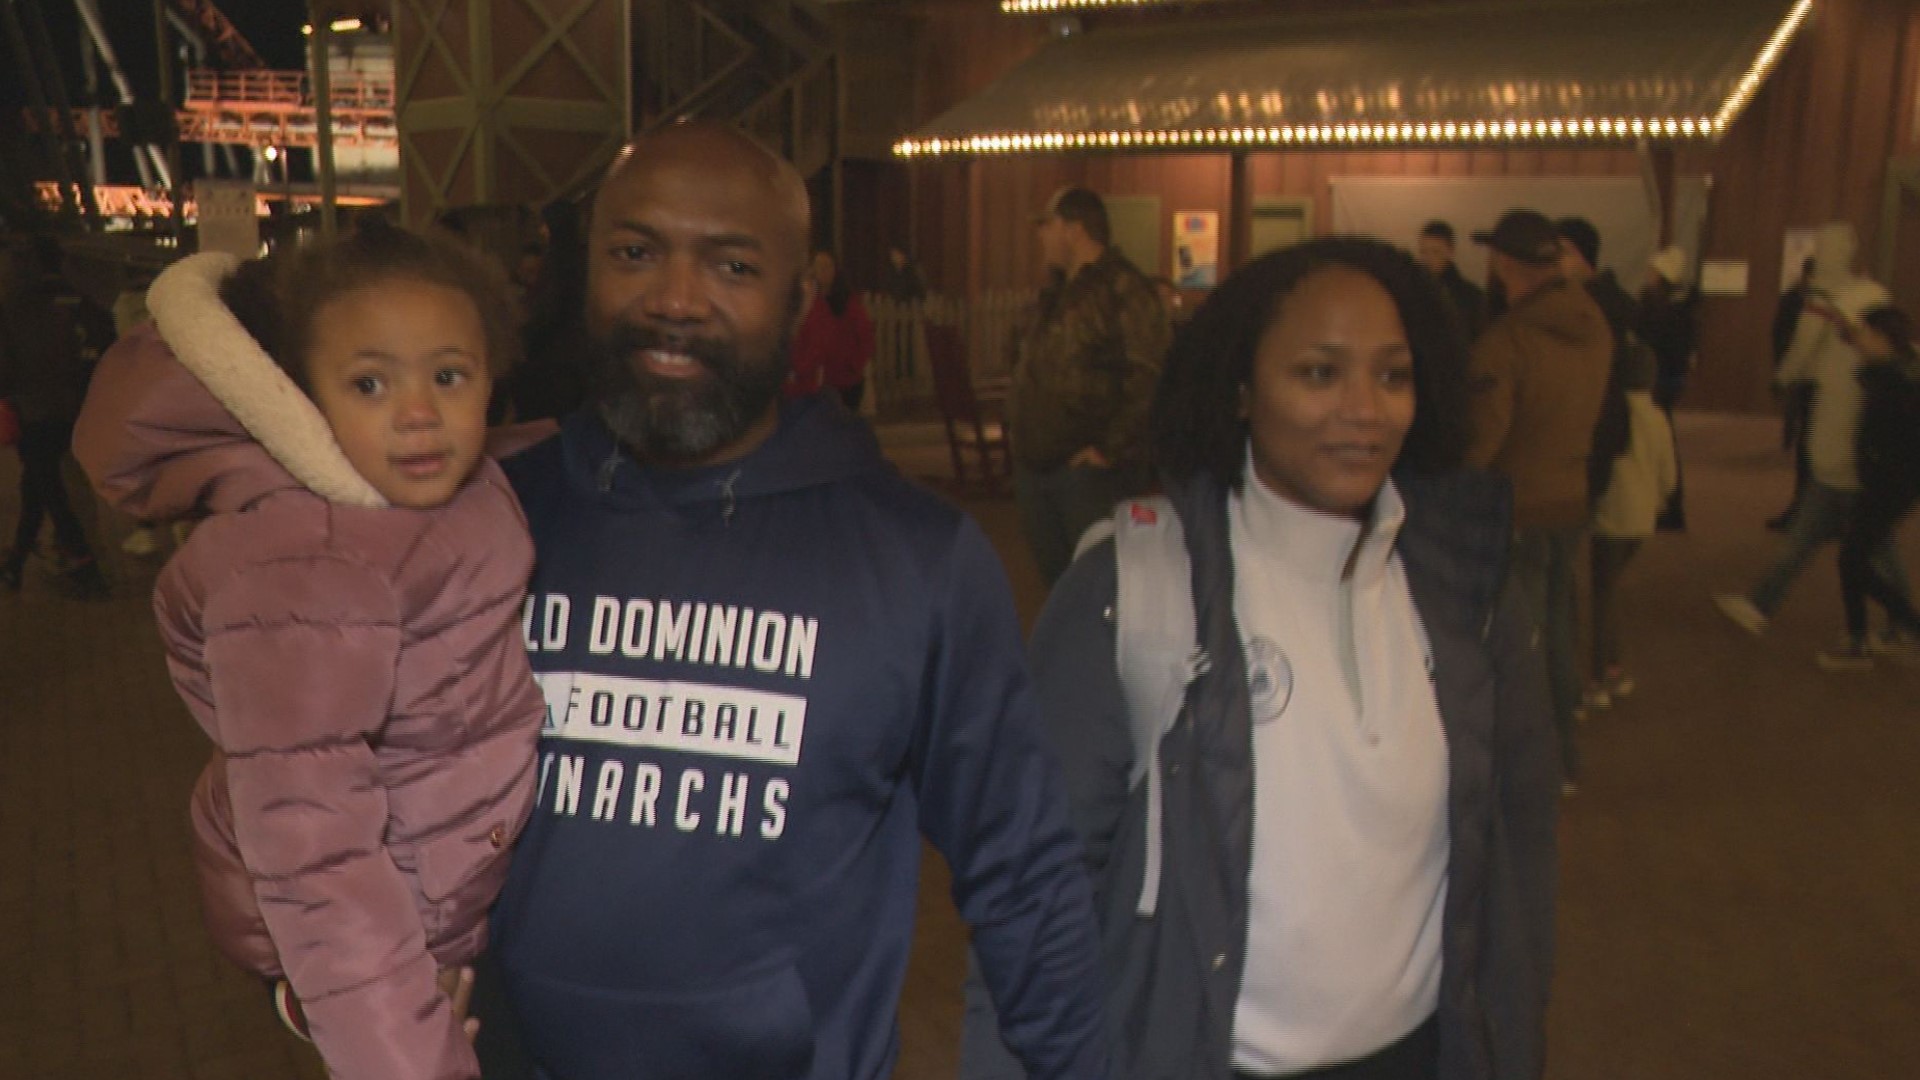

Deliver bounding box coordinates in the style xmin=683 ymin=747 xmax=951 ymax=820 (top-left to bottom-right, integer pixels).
xmin=220 ymin=218 xmax=522 ymax=394
xmin=1149 ymin=235 xmax=1472 ymax=491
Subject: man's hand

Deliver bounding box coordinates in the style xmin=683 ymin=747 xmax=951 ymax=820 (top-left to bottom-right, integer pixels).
xmin=437 ymin=966 xmax=481 ymax=1042
xmin=1067 ymin=446 xmax=1110 ymax=469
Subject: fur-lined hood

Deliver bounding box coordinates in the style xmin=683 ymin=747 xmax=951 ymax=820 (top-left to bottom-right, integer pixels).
xmin=74 ymin=252 xmax=386 ymax=521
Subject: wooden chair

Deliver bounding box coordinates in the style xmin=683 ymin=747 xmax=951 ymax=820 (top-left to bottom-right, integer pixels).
xmin=925 ymin=323 xmax=1012 ymax=492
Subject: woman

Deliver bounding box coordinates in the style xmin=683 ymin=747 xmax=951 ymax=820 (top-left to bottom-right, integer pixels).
xmin=1819 ymin=304 xmax=1920 ymax=669
xmin=964 ymin=237 xmax=1558 ymax=1080
xmin=786 ymin=250 xmax=876 ymax=411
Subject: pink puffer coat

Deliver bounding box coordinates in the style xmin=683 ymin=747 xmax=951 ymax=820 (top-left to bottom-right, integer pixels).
xmin=74 ymin=254 xmax=544 ymax=1080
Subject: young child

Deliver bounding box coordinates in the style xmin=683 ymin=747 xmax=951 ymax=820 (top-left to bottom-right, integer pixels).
xmin=1587 ymin=346 xmax=1678 ymax=708
xmin=74 ymin=225 xmax=545 ymax=1080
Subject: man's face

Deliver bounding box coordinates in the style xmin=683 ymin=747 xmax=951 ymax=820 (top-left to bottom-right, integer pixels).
xmin=585 ymin=152 xmax=808 ymax=466
xmin=1416 ymin=235 xmax=1454 ymax=275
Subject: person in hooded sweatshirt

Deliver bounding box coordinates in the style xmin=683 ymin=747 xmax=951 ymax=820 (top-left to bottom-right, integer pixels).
xmin=476 ymin=123 xmax=1107 ymax=1080
xmin=72 ymin=224 xmax=547 ymax=1080
xmin=1716 ymin=222 xmax=1912 ymax=639
xmin=1465 ymin=210 xmax=1613 ymax=791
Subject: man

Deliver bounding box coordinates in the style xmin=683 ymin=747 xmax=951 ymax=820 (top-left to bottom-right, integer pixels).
xmin=1417 ymin=220 xmax=1487 ymax=341
xmin=1716 ymin=222 xmax=1911 ymax=639
xmin=1555 ymin=216 xmax=1635 ymax=512
xmin=482 ymin=124 xmax=1108 ymax=1079
xmin=1010 ymin=185 xmax=1170 ymax=586
xmin=1466 ymin=210 xmax=1613 ymax=788
xmin=1767 ymin=257 xmax=1817 ymax=530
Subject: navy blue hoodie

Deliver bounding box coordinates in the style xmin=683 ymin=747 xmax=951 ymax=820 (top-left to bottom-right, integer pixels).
xmin=491 ymin=397 xmax=1109 ymax=1080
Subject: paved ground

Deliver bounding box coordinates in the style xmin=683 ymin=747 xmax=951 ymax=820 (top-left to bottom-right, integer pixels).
xmin=2 ymin=414 xmax=1916 ymax=1079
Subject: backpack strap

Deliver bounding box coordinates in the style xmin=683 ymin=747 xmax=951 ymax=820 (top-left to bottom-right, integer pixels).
xmin=1108 ymin=496 xmax=1206 ymax=917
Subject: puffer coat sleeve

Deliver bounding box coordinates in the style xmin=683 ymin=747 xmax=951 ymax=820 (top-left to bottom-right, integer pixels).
xmin=203 ymin=551 xmax=479 ymax=1080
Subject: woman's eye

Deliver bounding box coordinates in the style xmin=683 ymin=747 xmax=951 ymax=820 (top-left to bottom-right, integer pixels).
xmin=1381 ymin=367 xmax=1416 ymax=387
xmin=435 ymin=368 xmax=470 ymax=387
xmin=612 ymin=245 xmax=652 ymax=263
xmin=1297 ymin=363 xmax=1338 ymax=385
xmin=350 ymin=375 xmax=382 ymax=395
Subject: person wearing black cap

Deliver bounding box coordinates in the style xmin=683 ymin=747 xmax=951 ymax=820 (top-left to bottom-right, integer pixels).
xmin=1009 ymin=185 xmax=1171 ymax=586
xmin=1556 ymin=216 xmax=1637 ymax=512
xmin=1416 ymin=220 xmax=1486 ymax=341
xmin=1467 ymin=209 xmax=1614 ymax=789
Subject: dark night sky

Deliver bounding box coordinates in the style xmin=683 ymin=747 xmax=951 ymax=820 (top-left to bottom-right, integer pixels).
xmin=2 ymin=2 xmax=321 ymax=188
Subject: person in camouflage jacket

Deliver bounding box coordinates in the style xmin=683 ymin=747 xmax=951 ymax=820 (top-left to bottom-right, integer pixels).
xmin=1009 ymin=187 xmax=1171 ymax=585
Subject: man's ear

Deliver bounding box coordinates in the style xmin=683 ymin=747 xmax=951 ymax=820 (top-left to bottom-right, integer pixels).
xmin=790 ymin=273 xmax=816 ymax=337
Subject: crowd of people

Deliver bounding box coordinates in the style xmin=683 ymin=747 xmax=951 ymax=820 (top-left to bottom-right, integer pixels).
xmin=1 ymin=120 xmax=1916 ymax=1080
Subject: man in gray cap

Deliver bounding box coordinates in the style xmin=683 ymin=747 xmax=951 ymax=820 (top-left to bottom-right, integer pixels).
xmin=1467 ymin=209 xmax=1614 ymax=791
xmin=1008 ymin=186 xmax=1171 ymax=586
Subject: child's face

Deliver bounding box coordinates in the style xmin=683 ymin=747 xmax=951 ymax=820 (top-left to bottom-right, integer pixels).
xmin=304 ymin=278 xmax=492 ymax=509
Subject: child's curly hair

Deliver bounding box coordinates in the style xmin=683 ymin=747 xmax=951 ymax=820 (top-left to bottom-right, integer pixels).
xmin=221 ymin=219 xmax=522 ymax=393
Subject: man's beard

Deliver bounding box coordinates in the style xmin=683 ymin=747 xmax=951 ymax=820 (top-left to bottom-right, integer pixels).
xmin=589 ymin=317 xmax=793 ymax=466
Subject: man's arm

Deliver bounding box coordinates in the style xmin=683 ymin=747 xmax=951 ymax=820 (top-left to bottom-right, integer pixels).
xmin=913 ymin=522 xmax=1109 ymax=1080
xmin=205 ymin=557 xmax=478 ymax=1080
xmin=1093 ymin=275 xmax=1172 ymax=467
xmin=1775 ymin=298 xmax=1832 ymax=388
xmin=1465 ymin=328 xmax=1518 ymax=469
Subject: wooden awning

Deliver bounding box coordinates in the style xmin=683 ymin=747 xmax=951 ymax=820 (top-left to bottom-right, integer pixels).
xmin=896 ymin=0 xmax=1813 ymax=157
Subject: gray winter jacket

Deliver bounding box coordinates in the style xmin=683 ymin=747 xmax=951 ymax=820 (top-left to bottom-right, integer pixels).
xmin=962 ymin=468 xmax=1558 ymax=1080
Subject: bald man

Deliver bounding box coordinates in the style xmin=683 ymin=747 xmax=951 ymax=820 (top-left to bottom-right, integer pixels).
xmin=482 ymin=124 xmax=1109 ymax=1079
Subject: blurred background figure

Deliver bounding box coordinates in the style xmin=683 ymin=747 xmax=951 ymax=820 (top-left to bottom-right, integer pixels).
xmin=1416 ymin=219 xmax=1486 ymax=341
xmin=1639 ymin=245 xmax=1700 ymax=531
xmin=1769 ymin=257 xmax=1818 ymax=531
xmin=1150 ymin=275 xmax=1189 ymax=326
xmin=1818 ymin=304 xmax=1920 ymax=670
xmin=1717 ymin=223 xmax=1900 ymax=638
xmin=787 ymin=249 xmax=876 ymax=412
xmin=877 ymin=245 xmax=926 ymax=305
xmin=1587 ymin=348 xmax=1677 ymax=708
xmin=1556 ymin=216 xmax=1636 ymax=528
xmin=498 ymin=197 xmax=591 ymax=423
xmin=1467 ymin=209 xmax=1612 ymax=789
xmin=1009 ymin=185 xmax=1169 ymax=587
xmin=0 ymin=238 xmax=108 ymax=598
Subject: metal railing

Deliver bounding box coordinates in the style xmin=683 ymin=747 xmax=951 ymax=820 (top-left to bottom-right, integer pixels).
xmin=184 ymin=68 xmax=395 ymax=114
xmin=866 ymin=289 xmax=1033 ymax=416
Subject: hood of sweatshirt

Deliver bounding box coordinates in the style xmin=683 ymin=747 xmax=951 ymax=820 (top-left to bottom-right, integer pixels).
xmin=73 ymin=253 xmax=385 ymax=522
xmin=1810 ymin=222 xmax=1859 ymax=293
xmin=1506 ymin=276 xmax=1609 ymax=349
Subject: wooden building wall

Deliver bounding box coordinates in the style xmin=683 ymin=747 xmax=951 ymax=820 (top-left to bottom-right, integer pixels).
xmin=892 ymin=0 xmax=1920 ymax=414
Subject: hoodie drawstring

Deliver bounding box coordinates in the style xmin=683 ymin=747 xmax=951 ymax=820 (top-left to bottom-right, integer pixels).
xmin=597 ymin=450 xmax=621 ymax=494
xmin=719 ymin=468 xmax=742 ymax=525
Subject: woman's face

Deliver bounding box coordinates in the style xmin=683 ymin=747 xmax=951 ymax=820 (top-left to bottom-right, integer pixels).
xmin=1242 ymin=267 xmax=1416 ymax=517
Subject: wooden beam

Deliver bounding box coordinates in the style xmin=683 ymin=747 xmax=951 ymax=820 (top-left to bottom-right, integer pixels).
xmin=1227 ymin=149 xmax=1251 ymax=271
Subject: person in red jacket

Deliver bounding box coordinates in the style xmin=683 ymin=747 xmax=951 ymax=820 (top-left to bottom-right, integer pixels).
xmin=785 ymin=249 xmax=875 ymax=410
xmin=74 ymin=225 xmax=546 ymax=1080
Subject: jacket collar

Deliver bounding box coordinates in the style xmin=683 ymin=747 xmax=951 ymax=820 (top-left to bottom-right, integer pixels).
xmin=1172 ymin=465 xmax=1512 ymax=635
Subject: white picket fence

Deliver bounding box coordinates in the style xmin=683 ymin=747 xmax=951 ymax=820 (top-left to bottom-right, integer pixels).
xmin=864 ymin=289 xmax=1034 ymax=418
